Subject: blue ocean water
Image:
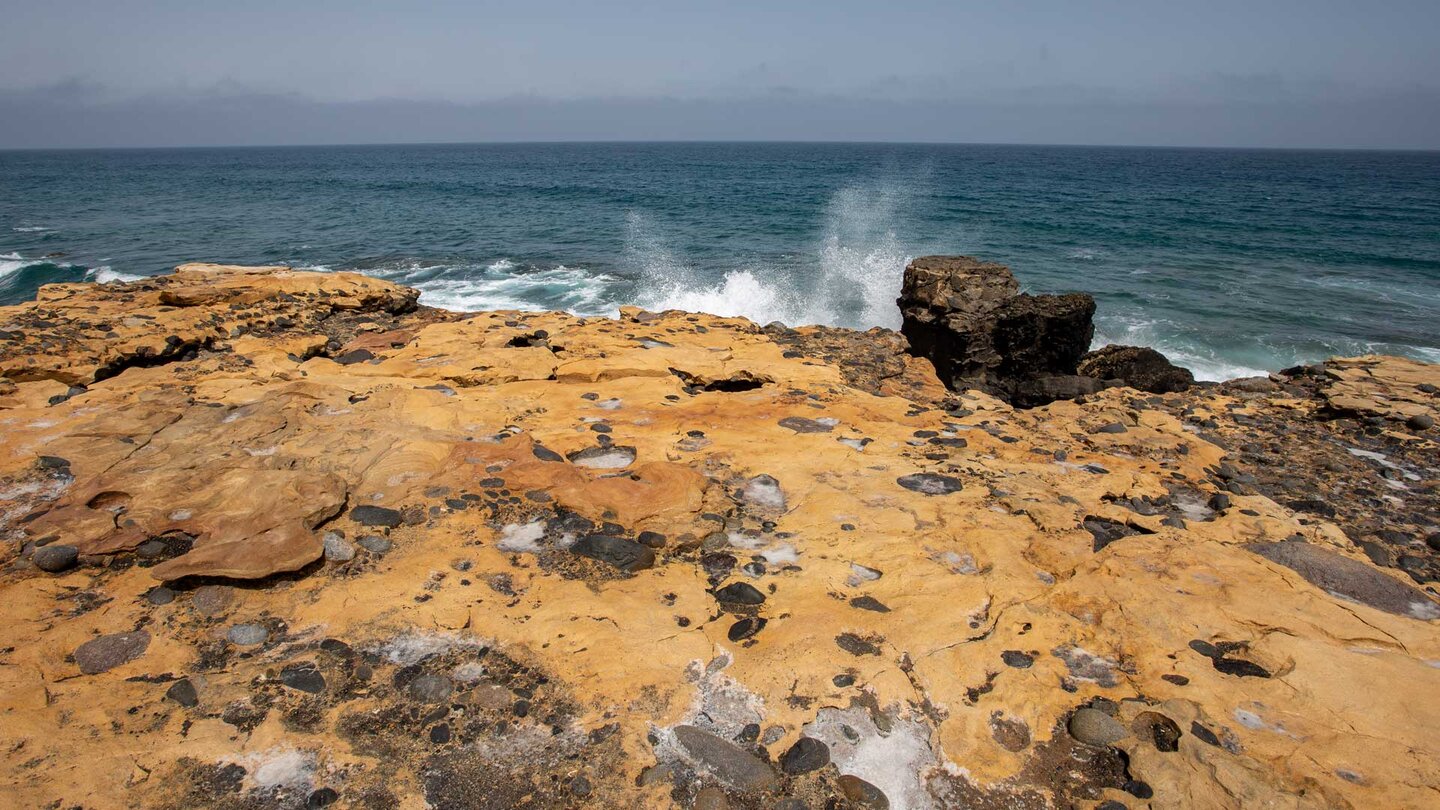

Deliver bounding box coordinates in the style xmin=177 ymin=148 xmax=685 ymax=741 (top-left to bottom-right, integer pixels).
xmin=2 ymin=142 xmax=1438 ymax=380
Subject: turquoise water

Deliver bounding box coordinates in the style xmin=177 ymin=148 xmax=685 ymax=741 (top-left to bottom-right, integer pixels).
xmin=2 ymin=142 xmax=1437 ymax=379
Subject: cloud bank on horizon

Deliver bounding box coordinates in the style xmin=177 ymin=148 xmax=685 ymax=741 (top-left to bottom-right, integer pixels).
xmin=2 ymin=0 xmax=1437 ymax=149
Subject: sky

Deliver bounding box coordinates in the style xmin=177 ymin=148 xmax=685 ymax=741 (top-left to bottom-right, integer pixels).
xmin=1 ymin=0 xmax=1437 ymax=149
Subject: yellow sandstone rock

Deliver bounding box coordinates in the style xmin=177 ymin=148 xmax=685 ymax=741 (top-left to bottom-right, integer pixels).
xmin=0 ymin=264 xmax=1436 ymax=809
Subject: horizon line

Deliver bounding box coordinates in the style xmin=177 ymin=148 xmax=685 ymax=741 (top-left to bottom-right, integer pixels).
xmin=4 ymin=138 xmax=1440 ymax=155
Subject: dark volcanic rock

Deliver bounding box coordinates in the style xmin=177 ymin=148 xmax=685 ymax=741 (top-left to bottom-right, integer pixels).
xmin=165 ymin=678 xmax=199 ymax=707
xmin=1248 ymin=541 xmax=1440 ymax=620
xmin=779 ymin=736 xmax=830 ymax=774
xmin=673 ymin=725 xmax=779 ymax=791
xmin=1011 ymin=374 xmax=1112 ymax=408
xmin=1078 ymin=344 xmax=1195 ymax=394
xmin=73 ymin=630 xmax=151 ymax=674
xmin=896 ymin=473 xmax=963 ymax=495
xmin=713 ymin=582 xmax=766 ymax=606
xmin=898 ymin=256 xmax=1096 ymax=405
xmin=837 ymin=775 xmax=890 ymax=809
xmin=280 ymin=662 xmax=327 ymax=694
xmin=32 ymin=544 xmax=79 ymax=572
xmin=571 ymin=534 xmax=656 ymax=573
xmin=351 ymin=505 xmax=403 ymax=528
xmin=728 ymin=617 xmax=767 ymax=641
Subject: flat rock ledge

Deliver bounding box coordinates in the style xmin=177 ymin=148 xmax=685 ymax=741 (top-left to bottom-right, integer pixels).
xmin=0 ymin=262 xmax=1437 ymax=809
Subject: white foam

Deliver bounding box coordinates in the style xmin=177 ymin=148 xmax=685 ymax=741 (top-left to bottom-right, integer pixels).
xmin=413 ymin=264 xmax=617 ymax=315
xmin=629 ymin=180 xmax=914 ymax=329
xmin=1092 ymin=313 xmax=1270 ymax=382
xmin=12 ymin=226 xmax=54 ymax=233
xmin=0 ymin=252 xmax=39 ymax=279
xmin=87 ymin=266 xmax=144 ymax=283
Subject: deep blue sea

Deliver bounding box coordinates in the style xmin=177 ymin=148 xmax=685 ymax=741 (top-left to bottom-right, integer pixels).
xmin=3 ymin=142 xmax=1438 ymax=380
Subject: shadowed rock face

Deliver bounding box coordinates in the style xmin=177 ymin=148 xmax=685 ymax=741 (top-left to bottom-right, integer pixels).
xmin=1077 ymin=340 xmax=1198 ymax=392
xmin=1 ymin=263 xmax=1438 ymax=810
xmin=1078 ymin=345 xmax=1195 ymax=394
xmin=898 ymin=256 xmax=1097 ymax=404
xmin=898 ymin=256 xmax=1199 ymax=406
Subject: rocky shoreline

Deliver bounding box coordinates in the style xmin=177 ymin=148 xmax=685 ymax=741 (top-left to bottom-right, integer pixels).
xmin=1 ymin=258 xmax=1437 ymax=809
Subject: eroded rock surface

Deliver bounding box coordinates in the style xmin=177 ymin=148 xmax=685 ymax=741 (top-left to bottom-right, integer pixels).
xmin=0 ymin=264 xmax=1437 ymax=809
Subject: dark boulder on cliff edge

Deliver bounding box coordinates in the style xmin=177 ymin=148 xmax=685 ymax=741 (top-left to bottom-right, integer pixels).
xmin=1078 ymin=344 xmax=1195 ymax=394
xmin=898 ymin=256 xmax=1096 ymax=404
xmin=898 ymin=256 xmax=1193 ymax=405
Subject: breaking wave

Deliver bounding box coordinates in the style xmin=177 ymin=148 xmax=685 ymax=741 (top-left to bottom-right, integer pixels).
xmin=631 ymin=179 xmax=916 ymax=329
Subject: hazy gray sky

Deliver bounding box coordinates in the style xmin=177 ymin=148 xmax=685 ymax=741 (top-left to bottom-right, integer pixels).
xmin=2 ymin=0 xmax=1437 ymax=148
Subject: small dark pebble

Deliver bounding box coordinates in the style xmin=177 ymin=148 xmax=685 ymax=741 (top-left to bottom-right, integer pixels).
xmin=728 ymin=617 xmax=767 ymax=642
xmin=714 ymin=582 xmax=766 ymax=605
xmin=779 ymin=736 xmax=830 ymax=774
xmin=835 ymin=633 xmax=881 ymax=656
xmin=1000 ymin=650 xmax=1033 ymax=668
xmin=849 ymin=596 xmax=890 ymax=612
xmin=280 ymin=662 xmax=326 ymax=694
xmin=350 ymin=505 xmax=403 ymax=528
xmin=145 ymin=586 xmax=176 ymax=606
xmin=165 ymin=678 xmax=199 ymax=707
xmin=33 ymin=544 xmax=79 ymax=572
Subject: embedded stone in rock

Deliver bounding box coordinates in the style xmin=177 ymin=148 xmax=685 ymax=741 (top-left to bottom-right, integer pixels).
xmin=145 ymin=586 xmax=176 ymax=605
xmin=837 ymin=775 xmax=890 ymax=809
xmin=1093 ymin=422 xmax=1128 ymax=435
xmin=531 ymin=444 xmax=564 ymax=462
xmin=1248 ymin=540 xmax=1440 ymax=620
xmin=1084 ymin=517 xmax=1141 ymax=552
xmin=728 ymin=617 xmax=766 ymax=642
xmin=280 ymin=662 xmax=326 ymax=694
xmin=334 ymin=348 xmax=375 ymax=365
xmin=566 ymin=445 xmax=637 ymax=469
xmin=1001 ymin=650 xmax=1034 ymax=668
xmin=672 ymin=725 xmax=780 ymax=792
xmin=835 ymin=633 xmax=881 ymax=656
xmin=350 ymin=505 xmax=403 ymax=528
xmin=73 ymin=631 xmax=151 ymax=675
xmin=693 ymin=787 xmax=730 ymax=810
xmin=742 ymin=475 xmax=786 ymax=510
xmin=571 ymin=534 xmax=655 ymax=573
xmin=779 ymin=736 xmax=830 ymax=774
xmin=191 ymin=585 xmax=235 ymax=617
xmin=406 ymin=673 xmax=454 ymax=703
xmin=357 ymin=535 xmax=392 ymax=554
xmin=1068 ymin=707 xmax=1129 ymax=747
xmin=32 ymin=544 xmax=79 ymax=572
xmin=714 ymin=582 xmax=766 ymax=606
xmin=228 ymin=623 xmax=269 ymax=646
xmin=896 ymin=473 xmax=963 ymax=495
xmin=322 ymin=532 xmax=355 ymax=562
xmin=165 ymin=678 xmax=199 ymax=707
xmin=778 ymin=416 xmax=836 ymax=433
xmin=849 ymin=596 xmax=890 ymax=613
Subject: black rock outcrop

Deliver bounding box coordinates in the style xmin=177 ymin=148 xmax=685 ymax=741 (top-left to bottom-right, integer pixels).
xmin=898 ymin=256 xmax=1192 ymax=405
xmin=898 ymin=256 xmax=1096 ymax=404
xmin=1078 ymin=344 xmax=1195 ymax=394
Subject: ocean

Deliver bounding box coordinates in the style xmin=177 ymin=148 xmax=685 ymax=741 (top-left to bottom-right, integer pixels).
xmin=2 ymin=142 xmax=1437 ymax=380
